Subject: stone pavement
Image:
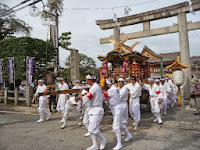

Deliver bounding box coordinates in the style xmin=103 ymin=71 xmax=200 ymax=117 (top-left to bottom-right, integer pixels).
xmin=0 ymin=105 xmax=200 ymax=150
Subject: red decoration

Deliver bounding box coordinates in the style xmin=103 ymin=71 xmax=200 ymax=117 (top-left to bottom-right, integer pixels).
xmin=156 ymin=91 xmax=161 ymax=95
xmin=86 ymin=92 xmax=93 ymax=100
xmin=104 ymin=92 xmax=109 ymax=98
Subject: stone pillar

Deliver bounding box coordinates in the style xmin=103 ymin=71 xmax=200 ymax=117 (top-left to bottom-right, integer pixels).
xmin=70 ymin=49 xmax=79 ymax=84
xmin=4 ymin=87 xmax=8 ymax=105
xmin=113 ymin=26 xmax=120 ymax=49
xmin=26 ymin=86 xmax=33 ymax=107
xmin=143 ymin=21 xmax=150 ymax=31
xmin=14 ymin=87 xmax=18 ymax=106
xmin=178 ymin=12 xmax=191 ymax=100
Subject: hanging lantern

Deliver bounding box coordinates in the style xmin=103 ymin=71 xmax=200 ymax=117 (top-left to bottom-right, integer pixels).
xmin=131 ymin=61 xmax=140 ymax=79
xmin=41 ymin=16 xmax=50 ymax=26
xmin=29 ymin=5 xmax=40 ymax=17
xmin=173 ymin=70 xmax=185 ymax=86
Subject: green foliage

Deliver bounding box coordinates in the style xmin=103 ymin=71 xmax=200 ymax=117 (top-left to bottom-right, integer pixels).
xmin=0 ymin=37 xmax=56 ymax=82
xmin=61 ymin=68 xmax=70 ymax=81
xmin=46 ymin=0 xmax=64 ymax=15
xmin=64 ymin=53 xmax=98 ymax=81
xmin=0 ymin=3 xmax=32 ymax=40
xmin=59 ymin=32 xmax=71 ymax=50
xmin=41 ymin=0 xmax=64 ymax=21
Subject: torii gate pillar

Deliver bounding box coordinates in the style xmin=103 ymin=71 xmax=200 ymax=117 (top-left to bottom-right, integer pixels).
xmin=113 ymin=26 xmax=120 ymax=49
xmin=178 ymin=12 xmax=191 ymax=100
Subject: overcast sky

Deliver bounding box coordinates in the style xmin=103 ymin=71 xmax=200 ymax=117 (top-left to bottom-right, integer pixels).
xmin=2 ymin=0 xmax=200 ymax=67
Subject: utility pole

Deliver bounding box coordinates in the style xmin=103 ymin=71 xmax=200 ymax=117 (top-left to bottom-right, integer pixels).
xmin=55 ymin=10 xmax=59 ymax=73
xmin=43 ymin=10 xmax=59 ymax=75
xmin=160 ymin=53 xmax=163 ymax=78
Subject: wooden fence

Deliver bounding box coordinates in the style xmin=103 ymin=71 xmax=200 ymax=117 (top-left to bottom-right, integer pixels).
xmin=0 ymin=86 xmax=33 ymax=107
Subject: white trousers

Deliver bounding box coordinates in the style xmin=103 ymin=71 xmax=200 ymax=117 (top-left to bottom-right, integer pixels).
xmin=56 ymin=96 xmax=66 ymax=114
xmin=88 ymin=114 xmax=103 ymax=135
xmin=162 ymin=98 xmax=168 ymax=112
xmin=150 ymin=98 xmax=160 ymax=114
xmin=168 ymin=93 xmax=176 ymax=104
xmin=129 ymin=101 xmax=141 ymax=123
xmin=122 ymin=102 xmax=128 ymax=126
xmin=112 ymin=114 xmax=123 ymax=133
xmin=111 ymin=104 xmax=124 ymax=133
xmin=83 ymin=111 xmax=89 ymax=128
xmin=38 ymin=97 xmax=48 ymax=115
xmin=63 ymin=106 xmax=80 ymax=121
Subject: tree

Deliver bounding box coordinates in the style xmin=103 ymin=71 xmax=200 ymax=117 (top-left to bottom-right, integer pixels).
xmin=46 ymin=0 xmax=64 ymax=15
xmin=0 ymin=37 xmax=56 ymax=82
xmin=59 ymin=32 xmax=71 ymax=50
xmin=64 ymin=53 xmax=98 ymax=81
xmin=0 ymin=3 xmax=32 ymax=40
xmin=41 ymin=0 xmax=64 ymax=21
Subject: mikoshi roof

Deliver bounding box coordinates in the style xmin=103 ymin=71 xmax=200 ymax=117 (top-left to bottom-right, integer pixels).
xmin=97 ymin=37 xmax=148 ymax=62
xmin=97 ymin=49 xmax=148 ymax=62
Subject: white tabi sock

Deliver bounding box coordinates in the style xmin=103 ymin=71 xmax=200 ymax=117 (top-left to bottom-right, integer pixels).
xmin=123 ymin=128 xmax=132 ymax=142
xmin=113 ymin=132 xmax=123 ymax=150
xmin=97 ymin=132 xmax=106 ymax=150
xmin=36 ymin=115 xmax=44 ymax=123
xmin=87 ymin=135 xmax=98 ymax=150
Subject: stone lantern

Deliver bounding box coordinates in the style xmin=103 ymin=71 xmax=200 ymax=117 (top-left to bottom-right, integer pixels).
xmin=166 ymin=56 xmax=189 ymax=107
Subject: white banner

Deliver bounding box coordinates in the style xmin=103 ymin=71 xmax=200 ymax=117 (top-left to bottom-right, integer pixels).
xmin=50 ymin=25 xmax=58 ymax=48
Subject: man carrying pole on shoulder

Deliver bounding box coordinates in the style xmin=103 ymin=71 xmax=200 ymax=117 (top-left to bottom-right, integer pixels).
xmin=32 ymin=79 xmax=51 ymax=123
xmin=126 ymin=76 xmax=141 ymax=131
xmin=56 ymin=77 xmax=69 ymax=123
xmin=81 ymin=75 xmax=106 ymax=150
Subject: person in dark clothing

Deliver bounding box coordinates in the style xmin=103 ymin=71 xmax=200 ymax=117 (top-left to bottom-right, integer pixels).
xmin=47 ymin=87 xmax=57 ymax=113
xmin=68 ymin=81 xmax=73 ymax=89
xmin=68 ymin=81 xmax=74 ymax=96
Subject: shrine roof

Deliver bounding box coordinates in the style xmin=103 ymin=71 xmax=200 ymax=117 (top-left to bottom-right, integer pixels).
xmin=147 ymin=52 xmax=180 ymax=63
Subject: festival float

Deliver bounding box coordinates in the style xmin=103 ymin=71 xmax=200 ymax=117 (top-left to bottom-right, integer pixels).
xmin=98 ymin=37 xmax=150 ymax=87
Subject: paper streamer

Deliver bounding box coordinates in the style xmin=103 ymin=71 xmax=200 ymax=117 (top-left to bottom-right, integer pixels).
xmin=187 ymin=0 xmax=195 ymax=15
xmin=112 ymin=8 xmax=120 ymax=29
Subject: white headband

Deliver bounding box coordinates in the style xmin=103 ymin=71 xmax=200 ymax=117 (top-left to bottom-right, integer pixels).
xmin=59 ymin=77 xmax=64 ymax=80
xmin=118 ymin=78 xmax=124 ymax=82
xmin=38 ymin=79 xmax=44 ymax=82
xmin=75 ymin=79 xmax=80 ymax=83
xmin=86 ymin=75 xmax=93 ymax=79
xmin=148 ymin=78 xmax=153 ymax=82
xmin=106 ymin=79 xmax=112 ymax=85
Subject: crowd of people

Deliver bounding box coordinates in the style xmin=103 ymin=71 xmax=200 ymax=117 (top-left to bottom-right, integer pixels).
xmin=31 ymin=74 xmax=184 ymax=150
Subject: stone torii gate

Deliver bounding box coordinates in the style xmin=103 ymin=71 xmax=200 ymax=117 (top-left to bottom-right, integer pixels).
xmin=96 ymin=0 xmax=200 ymax=101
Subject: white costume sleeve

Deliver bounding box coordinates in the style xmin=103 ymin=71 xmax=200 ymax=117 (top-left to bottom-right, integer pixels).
xmin=142 ymin=83 xmax=150 ymax=91
xmin=108 ymin=88 xmax=114 ymax=97
xmin=120 ymin=86 xmax=128 ymax=100
xmin=35 ymin=86 xmax=40 ymax=96
xmin=82 ymin=95 xmax=90 ymax=105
